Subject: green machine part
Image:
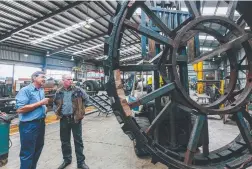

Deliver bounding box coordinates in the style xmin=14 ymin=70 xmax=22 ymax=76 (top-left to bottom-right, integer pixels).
xmin=0 ymin=120 xmax=10 ymax=167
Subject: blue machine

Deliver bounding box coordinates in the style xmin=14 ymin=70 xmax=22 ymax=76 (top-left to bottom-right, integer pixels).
xmin=141 ymin=7 xmax=191 ymax=57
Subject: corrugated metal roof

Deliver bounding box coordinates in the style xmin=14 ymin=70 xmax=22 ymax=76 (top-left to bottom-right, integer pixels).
xmin=0 ymin=0 xmax=141 ymax=63
xmin=0 ymin=1 xmax=244 ymax=64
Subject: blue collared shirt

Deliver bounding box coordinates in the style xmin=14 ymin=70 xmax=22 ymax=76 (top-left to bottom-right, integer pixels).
xmin=62 ymin=90 xmax=73 ymax=115
xmin=16 ymin=83 xmax=46 ymax=122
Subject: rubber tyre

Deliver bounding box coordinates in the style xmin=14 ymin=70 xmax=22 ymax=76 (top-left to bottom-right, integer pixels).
xmin=89 ymin=80 xmax=99 ymax=91
xmin=83 ymin=80 xmax=95 ymax=91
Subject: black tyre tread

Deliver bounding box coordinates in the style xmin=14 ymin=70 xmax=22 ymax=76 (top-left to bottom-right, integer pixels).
xmin=133 ymin=116 xmax=150 ymax=157
xmin=83 ymin=81 xmax=94 ymax=91
xmin=89 ymin=80 xmax=99 ymax=91
xmin=134 ymin=116 xmax=150 ymax=131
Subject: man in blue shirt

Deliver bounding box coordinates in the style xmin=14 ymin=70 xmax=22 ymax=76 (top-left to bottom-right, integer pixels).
xmin=16 ymin=71 xmax=49 ymax=169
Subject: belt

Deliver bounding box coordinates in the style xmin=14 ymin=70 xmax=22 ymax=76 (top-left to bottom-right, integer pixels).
xmin=62 ymin=114 xmax=73 ymax=118
xmin=20 ymin=118 xmax=45 ymax=123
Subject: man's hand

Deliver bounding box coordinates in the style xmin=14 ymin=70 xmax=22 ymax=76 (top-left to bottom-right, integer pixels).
xmin=17 ymin=98 xmax=50 ymax=114
xmin=40 ymin=98 xmax=50 ymax=105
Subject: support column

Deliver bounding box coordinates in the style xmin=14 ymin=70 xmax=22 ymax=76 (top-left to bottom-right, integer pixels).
xmin=12 ymin=64 xmax=15 ymax=95
xmin=42 ymin=56 xmax=47 ymax=72
xmin=215 ymin=70 xmax=218 ymax=80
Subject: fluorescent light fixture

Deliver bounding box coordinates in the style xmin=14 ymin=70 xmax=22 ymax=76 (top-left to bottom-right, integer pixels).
xmin=31 ymin=18 xmax=95 ymax=44
xmin=200 ymin=47 xmax=213 ymax=51
xmin=24 ymin=54 xmax=28 ymax=57
xmin=84 ymin=22 xmax=91 ymax=28
xmin=120 ymin=47 xmax=138 ymax=54
xmin=120 ymin=54 xmax=142 ymax=62
xmin=46 ymin=51 xmax=50 ymax=57
xmin=71 ymin=56 xmax=74 ymax=61
xmin=73 ymin=43 xmax=103 ymax=55
xmin=96 ymin=55 xmax=108 ymax=60
xmin=199 ymin=35 xmax=215 ymax=40
xmin=245 ymin=26 xmax=250 ymax=30
xmin=133 ymin=8 xmax=141 ymax=15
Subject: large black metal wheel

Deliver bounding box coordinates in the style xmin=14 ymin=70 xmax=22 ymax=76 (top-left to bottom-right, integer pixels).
xmin=104 ymin=1 xmax=252 ymax=169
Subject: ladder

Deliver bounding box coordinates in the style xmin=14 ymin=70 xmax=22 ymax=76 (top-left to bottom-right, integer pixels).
xmin=89 ymin=93 xmax=112 ymax=116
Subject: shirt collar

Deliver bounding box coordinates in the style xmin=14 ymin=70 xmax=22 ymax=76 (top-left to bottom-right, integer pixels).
xmin=30 ymin=83 xmax=41 ymax=91
xmin=63 ymin=85 xmax=73 ymax=91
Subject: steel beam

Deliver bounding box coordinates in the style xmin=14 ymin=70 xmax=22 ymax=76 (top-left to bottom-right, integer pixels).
xmin=184 ymin=115 xmax=206 ymax=164
xmin=227 ymin=1 xmax=238 ymax=20
xmin=235 ymin=112 xmax=252 ymax=153
xmin=128 ymin=82 xmax=175 ymax=108
xmin=141 ymin=3 xmax=172 ymax=36
xmin=0 ymin=1 xmax=85 ymax=42
xmin=190 ymin=33 xmax=251 ymax=64
xmin=146 ymin=101 xmax=172 ymax=134
xmin=124 ymin=19 xmax=173 ymax=46
xmin=184 ymin=1 xmax=201 ymax=18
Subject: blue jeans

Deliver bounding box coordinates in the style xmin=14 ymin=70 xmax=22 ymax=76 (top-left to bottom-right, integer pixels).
xmin=19 ymin=119 xmax=45 ymax=169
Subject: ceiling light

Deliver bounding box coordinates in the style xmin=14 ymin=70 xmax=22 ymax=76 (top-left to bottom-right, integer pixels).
xmin=212 ymin=58 xmax=215 ymax=61
xmin=199 ymin=35 xmax=215 ymax=40
xmin=120 ymin=47 xmax=138 ymax=53
xmin=31 ymin=18 xmax=95 ymax=44
xmin=218 ymin=54 xmax=221 ymax=57
xmin=200 ymin=47 xmax=213 ymax=51
xmin=46 ymin=51 xmax=50 ymax=57
xmin=84 ymin=22 xmax=91 ymax=28
xmin=245 ymin=26 xmax=250 ymax=30
xmin=71 ymin=56 xmax=74 ymax=61
xmin=73 ymin=44 xmax=103 ymax=55
xmin=24 ymin=54 xmax=28 ymax=57
xmin=96 ymin=55 xmax=108 ymax=60
xmin=122 ymin=44 xmax=126 ymax=47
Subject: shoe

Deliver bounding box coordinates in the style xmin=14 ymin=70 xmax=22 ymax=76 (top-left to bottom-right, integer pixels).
xmin=78 ymin=162 xmax=89 ymax=169
xmin=58 ymin=161 xmax=71 ymax=169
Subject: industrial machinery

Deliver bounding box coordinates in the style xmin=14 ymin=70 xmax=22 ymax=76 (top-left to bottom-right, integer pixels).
xmin=103 ymin=1 xmax=252 ymax=169
xmin=0 ymin=113 xmax=17 ymax=167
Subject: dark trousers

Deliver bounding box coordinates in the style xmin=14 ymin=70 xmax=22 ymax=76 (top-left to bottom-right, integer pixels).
xmin=60 ymin=116 xmax=85 ymax=166
xmin=19 ymin=119 xmax=45 ymax=169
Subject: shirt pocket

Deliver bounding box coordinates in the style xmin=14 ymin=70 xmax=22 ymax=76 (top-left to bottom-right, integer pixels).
xmin=29 ymin=91 xmax=41 ymax=104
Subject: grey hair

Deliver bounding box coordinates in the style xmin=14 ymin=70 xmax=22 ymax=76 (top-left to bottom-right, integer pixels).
xmin=31 ymin=71 xmax=45 ymax=82
xmin=62 ymin=74 xmax=72 ymax=80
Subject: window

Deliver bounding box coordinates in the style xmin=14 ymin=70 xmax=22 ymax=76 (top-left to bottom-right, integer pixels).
xmin=46 ymin=69 xmax=74 ymax=80
xmin=14 ymin=65 xmax=41 ymax=80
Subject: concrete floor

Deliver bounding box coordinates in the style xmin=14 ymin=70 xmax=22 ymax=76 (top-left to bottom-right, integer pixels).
xmin=2 ymin=113 xmax=167 ymax=169
xmin=2 ymin=112 xmax=251 ymax=169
